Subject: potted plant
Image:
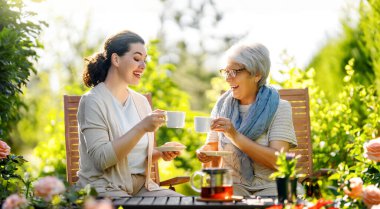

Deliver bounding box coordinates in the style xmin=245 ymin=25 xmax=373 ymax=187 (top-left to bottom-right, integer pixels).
xmin=270 ymin=150 xmax=301 ymax=204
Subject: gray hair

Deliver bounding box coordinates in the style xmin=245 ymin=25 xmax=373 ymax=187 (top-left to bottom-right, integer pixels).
xmin=226 ymin=43 xmax=270 ymax=87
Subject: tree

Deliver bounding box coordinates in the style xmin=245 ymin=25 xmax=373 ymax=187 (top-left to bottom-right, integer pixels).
xmin=359 ymin=0 xmax=380 ymax=93
xmin=157 ymin=0 xmax=246 ymax=111
xmin=0 ymin=0 xmax=45 ymax=145
xmin=12 ymin=15 xmax=102 ymax=177
xmin=307 ymin=0 xmax=380 ymax=99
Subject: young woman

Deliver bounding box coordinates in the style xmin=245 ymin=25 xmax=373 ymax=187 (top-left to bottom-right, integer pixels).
xmin=77 ymin=30 xmax=183 ymax=197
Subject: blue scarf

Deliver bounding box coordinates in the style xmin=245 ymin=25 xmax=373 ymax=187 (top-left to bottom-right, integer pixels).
xmin=212 ymin=85 xmax=279 ymax=185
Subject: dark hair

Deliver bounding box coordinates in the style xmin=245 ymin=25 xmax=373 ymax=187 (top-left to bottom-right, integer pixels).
xmin=83 ymin=30 xmax=145 ymax=87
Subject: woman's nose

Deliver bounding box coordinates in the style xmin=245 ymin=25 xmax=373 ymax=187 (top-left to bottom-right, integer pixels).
xmin=139 ymin=61 xmax=146 ymax=69
xmin=225 ymin=74 xmax=234 ymax=82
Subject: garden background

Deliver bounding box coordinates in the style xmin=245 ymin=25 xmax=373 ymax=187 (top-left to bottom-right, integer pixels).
xmin=1 ymin=0 xmax=379 ymax=207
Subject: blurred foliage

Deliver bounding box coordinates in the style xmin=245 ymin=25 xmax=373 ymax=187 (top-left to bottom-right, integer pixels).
xmin=359 ymin=0 xmax=380 ymax=93
xmin=0 ymin=0 xmax=45 ymax=146
xmin=157 ymin=0 xmax=246 ymax=111
xmin=12 ymin=13 xmax=99 ymax=178
xmin=205 ymin=76 xmax=229 ymax=110
xmin=0 ymin=154 xmax=29 ymax=203
xmin=307 ymin=0 xmax=380 ymax=100
xmin=274 ymin=59 xmax=380 ymax=202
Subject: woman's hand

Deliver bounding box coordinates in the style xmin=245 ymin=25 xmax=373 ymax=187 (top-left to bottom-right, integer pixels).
xmin=210 ymin=117 xmax=239 ymax=141
xmin=138 ymin=109 xmax=166 ymax=132
xmin=160 ymin=142 xmax=184 ymax=161
xmin=196 ymin=144 xmax=217 ymax=163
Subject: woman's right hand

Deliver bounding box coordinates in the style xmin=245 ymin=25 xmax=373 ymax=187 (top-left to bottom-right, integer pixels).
xmin=196 ymin=144 xmax=217 ymax=163
xmin=138 ymin=109 xmax=166 ymax=132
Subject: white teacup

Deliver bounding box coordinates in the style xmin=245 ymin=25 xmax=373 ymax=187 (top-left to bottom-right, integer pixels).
xmin=166 ymin=111 xmax=186 ymax=128
xmin=194 ymin=116 xmax=213 ymax=133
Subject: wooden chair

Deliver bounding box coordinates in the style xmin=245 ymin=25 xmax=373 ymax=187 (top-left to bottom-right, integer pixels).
xmin=278 ymin=88 xmax=313 ymax=179
xmin=63 ymin=94 xmax=189 ymax=190
xmin=279 ymin=88 xmax=331 ymax=197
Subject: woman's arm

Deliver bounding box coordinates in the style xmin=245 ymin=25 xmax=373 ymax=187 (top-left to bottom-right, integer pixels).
xmin=152 ymin=149 xmax=163 ymax=162
xmin=229 ymin=134 xmax=289 ymax=169
xmin=210 ymin=101 xmax=295 ymax=170
xmin=112 ymin=110 xmax=166 ymax=160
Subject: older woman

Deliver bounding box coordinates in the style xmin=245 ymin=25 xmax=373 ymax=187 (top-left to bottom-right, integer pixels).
xmin=197 ymin=43 xmax=304 ymax=196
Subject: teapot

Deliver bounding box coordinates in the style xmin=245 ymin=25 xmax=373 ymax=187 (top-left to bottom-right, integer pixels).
xmin=190 ymin=168 xmax=233 ymax=200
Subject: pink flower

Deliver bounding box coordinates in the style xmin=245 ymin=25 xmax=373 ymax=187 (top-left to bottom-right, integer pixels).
xmin=2 ymin=194 xmax=28 ymax=209
xmin=371 ymin=204 xmax=380 ymax=209
xmin=364 ymin=138 xmax=380 ymax=162
xmin=0 ymin=140 xmax=11 ymax=159
xmin=343 ymin=177 xmax=363 ymax=199
xmin=34 ymin=176 xmax=65 ymax=201
xmin=84 ymin=197 xmax=114 ymax=209
xmin=362 ymin=185 xmax=380 ymax=208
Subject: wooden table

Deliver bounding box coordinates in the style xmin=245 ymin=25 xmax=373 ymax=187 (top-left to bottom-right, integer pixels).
xmin=113 ymin=196 xmax=278 ymax=208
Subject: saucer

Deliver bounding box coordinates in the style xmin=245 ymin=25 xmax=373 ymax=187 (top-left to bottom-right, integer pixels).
xmin=199 ymin=151 xmax=232 ymax=157
xmin=196 ymin=196 xmax=243 ymax=202
xmin=155 ymin=146 xmax=186 ymax=152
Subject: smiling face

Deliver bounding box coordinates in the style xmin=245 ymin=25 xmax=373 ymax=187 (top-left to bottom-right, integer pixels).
xmin=112 ymin=43 xmax=147 ymax=86
xmin=224 ymin=60 xmax=262 ymax=105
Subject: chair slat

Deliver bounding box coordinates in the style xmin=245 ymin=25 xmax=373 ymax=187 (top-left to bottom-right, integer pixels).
xmin=279 ymin=88 xmax=312 ymax=177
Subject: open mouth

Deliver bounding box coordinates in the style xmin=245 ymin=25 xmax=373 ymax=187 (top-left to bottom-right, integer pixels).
xmin=230 ymin=85 xmax=239 ymax=90
xmin=133 ymin=71 xmax=143 ymax=78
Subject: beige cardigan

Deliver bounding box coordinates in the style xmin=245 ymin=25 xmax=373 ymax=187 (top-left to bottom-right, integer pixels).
xmin=76 ymin=83 xmax=160 ymax=197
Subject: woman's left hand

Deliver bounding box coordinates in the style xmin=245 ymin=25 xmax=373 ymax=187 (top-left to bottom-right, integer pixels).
xmin=160 ymin=142 xmax=184 ymax=161
xmin=210 ymin=117 xmax=239 ymax=140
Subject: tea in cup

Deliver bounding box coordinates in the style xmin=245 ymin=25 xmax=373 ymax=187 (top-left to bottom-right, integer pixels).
xmin=194 ymin=116 xmax=213 ymax=133
xmin=166 ymin=111 xmax=185 ymax=128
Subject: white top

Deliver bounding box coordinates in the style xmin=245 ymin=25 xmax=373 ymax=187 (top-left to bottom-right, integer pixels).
xmin=111 ymin=94 xmax=148 ymax=174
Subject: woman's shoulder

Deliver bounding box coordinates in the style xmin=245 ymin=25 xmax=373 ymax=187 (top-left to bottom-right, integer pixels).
xmin=272 ymin=99 xmax=292 ymax=119
xmin=128 ymin=88 xmax=149 ymax=104
xmin=278 ymin=99 xmax=291 ymax=110
xmin=80 ymin=84 xmax=109 ymax=106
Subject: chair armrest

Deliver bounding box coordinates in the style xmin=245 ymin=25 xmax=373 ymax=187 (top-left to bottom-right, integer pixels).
xmin=312 ymin=168 xmax=335 ymax=178
xmin=302 ymin=168 xmax=335 ymax=183
xmin=159 ymin=176 xmax=190 ymax=187
xmin=301 ymin=168 xmax=335 ymax=198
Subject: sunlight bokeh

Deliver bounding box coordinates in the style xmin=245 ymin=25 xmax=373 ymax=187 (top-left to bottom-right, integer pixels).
xmin=26 ymin=0 xmax=358 ymax=73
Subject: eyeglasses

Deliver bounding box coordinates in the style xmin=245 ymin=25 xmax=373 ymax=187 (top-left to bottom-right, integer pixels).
xmin=219 ymin=68 xmax=246 ymax=78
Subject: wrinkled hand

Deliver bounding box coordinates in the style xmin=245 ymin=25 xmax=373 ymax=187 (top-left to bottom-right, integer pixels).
xmin=161 ymin=142 xmax=184 ymax=161
xmin=139 ymin=109 xmax=166 ymax=132
xmin=196 ymin=144 xmax=217 ymax=163
xmin=210 ymin=117 xmax=239 ymax=140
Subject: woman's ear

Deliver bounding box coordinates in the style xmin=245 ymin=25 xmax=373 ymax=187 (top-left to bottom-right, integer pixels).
xmin=111 ymin=53 xmax=119 ymax=67
xmin=255 ymin=74 xmax=262 ymax=83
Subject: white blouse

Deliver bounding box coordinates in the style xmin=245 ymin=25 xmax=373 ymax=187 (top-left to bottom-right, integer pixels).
xmin=111 ymin=94 xmax=148 ymax=174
